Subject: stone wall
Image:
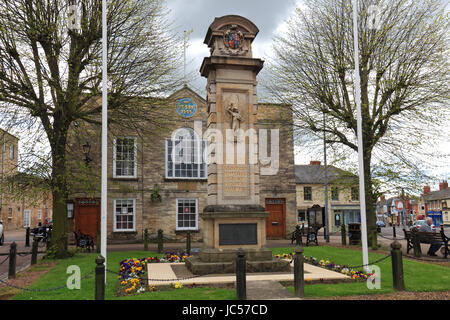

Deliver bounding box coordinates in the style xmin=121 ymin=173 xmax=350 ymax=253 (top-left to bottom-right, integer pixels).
xmin=67 ymin=87 xmax=297 ymax=242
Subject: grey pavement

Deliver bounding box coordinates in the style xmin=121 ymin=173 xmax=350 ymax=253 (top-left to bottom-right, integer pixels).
xmin=246 ymin=280 xmax=300 ymax=300
xmin=0 ymin=228 xmax=46 ymax=279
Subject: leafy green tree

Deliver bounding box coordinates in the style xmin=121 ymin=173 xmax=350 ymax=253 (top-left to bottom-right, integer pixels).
xmin=265 ymin=0 xmax=449 ymax=245
xmin=0 ymin=0 xmax=181 ymax=257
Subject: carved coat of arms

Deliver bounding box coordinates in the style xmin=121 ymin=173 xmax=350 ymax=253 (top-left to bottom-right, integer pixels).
xmin=222 ymin=28 xmax=247 ymax=56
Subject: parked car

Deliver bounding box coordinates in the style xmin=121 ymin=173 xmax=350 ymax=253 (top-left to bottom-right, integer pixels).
xmin=376 ymin=221 xmax=386 ymax=227
xmin=375 ymin=220 xmax=385 ymax=233
xmin=410 ymin=220 xmax=436 ymax=231
xmin=0 ymin=220 xmax=4 ymax=245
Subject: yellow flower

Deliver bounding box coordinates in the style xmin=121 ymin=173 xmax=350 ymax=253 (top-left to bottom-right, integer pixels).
xmin=174 ymin=281 xmax=183 ymax=289
xmin=306 ymin=278 xmax=312 ymax=282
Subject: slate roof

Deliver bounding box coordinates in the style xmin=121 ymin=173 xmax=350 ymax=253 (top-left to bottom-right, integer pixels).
xmin=423 ymin=188 xmax=450 ymax=201
xmin=294 ymin=165 xmax=358 ymax=185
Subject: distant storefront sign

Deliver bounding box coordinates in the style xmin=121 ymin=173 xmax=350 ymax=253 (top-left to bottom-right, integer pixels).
xmin=427 ymin=211 xmax=443 ymax=227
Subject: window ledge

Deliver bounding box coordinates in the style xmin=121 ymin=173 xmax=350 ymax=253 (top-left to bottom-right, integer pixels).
xmin=113 ymin=231 xmax=137 ymax=234
xmin=175 ymin=229 xmax=200 ymax=234
xmin=164 ymin=178 xmax=207 ymax=182
xmin=111 ymin=177 xmax=139 ymax=181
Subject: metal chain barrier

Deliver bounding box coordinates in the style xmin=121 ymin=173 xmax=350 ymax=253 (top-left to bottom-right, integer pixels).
xmin=0 ymin=255 xmax=9 ymax=265
xmin=378 ymin=234 xmax=406 ymax=241
xmin=288 ymin=252 xmax=392 ymax=270
xmin=0 ymin=270 xmax=95 ymax=292
xmin=340 ymin=254 xmax=392 ymax=269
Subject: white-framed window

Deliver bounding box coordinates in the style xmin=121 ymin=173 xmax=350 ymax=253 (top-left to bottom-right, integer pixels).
xmin=166 ymin=128 xmax=207 ymax=179
xmin=176 ymin=198 xmax=198 ymax=231
xmin=23 ymin=209 xmax=30 ymax=228
xmin=113 ymin=199 xmax=136 ymax=232
xmin=37 ymin=210 xmax=42 ymax=221
xmin=9 ymin=144 xmax=14 ymax=159
xmin=113 ymin=137 xmax=137 ymax=178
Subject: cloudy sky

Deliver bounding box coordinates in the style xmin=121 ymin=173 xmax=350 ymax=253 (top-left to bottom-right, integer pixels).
xmin=165 ymin=0 xmax=300 ymax=94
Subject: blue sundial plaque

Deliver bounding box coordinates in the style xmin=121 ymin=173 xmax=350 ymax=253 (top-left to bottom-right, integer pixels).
xmin=176 ymin=97 xmax=197 ymax=118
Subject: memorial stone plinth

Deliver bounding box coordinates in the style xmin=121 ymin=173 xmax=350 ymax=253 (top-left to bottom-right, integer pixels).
xmin=185 ymin=15 xmax=289 ymax=274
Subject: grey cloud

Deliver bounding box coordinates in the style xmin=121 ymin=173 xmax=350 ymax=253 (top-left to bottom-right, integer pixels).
xmin=166 ymin=0 xmax=298 ymax=43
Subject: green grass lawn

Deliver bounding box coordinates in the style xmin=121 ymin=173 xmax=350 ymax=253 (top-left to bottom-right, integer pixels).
xmin=12 ymin=251 xmax=236 ymax=300
xmin=271 ymin=246 xmax=450 ymax=298
xmin=9 ymin=246 xmax=450 ymax=300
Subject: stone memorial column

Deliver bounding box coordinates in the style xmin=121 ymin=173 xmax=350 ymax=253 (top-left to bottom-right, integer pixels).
xmin=185 ymin=15 xmax=290 ymax=274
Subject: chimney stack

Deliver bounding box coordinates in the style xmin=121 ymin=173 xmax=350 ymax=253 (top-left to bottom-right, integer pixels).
xmin=423 ymin=186 xmax=431 ymax=194
xmin=310 ymin=161 xmax=321 ymax=166
xmin=439 ymin=181 xmax=448 ymax=191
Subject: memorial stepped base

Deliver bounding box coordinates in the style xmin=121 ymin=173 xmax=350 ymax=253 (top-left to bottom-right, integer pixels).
xmin=185 ymin=248 xmax=291 ymax=275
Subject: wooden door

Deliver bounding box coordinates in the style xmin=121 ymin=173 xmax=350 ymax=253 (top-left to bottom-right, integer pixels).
xmin=75 ymin=199 xmax=100 ymax=241
xmin=265 ymin=198 xmax=286 ymax=239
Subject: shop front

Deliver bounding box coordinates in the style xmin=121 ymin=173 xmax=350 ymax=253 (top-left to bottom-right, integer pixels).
xmin=331 ymin=204 xmax=361 ymax=232
xmin=426 ymin=210 xmax=443 ymax=227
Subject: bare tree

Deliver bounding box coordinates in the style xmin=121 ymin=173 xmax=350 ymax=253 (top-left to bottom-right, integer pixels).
xmin=265 ymin=0 xmax=449 ymax=245
xmin=0 ymin=0 xmax=182 ymax=257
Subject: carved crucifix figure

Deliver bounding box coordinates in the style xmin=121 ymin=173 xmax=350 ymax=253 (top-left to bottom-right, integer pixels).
xmin=227 ymin=95 xmax=241 ymax=132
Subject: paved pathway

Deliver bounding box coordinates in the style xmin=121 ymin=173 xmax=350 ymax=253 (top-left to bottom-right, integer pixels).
xmin=246 ymin=280 xmax=300 ymax=300
xmin=146 ymin=261 xmax=349 ymax=286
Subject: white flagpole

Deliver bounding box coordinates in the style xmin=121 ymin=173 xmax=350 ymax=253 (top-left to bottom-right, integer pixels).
xmin=101 ymin=0 xmax=108 ymax=281
xmin=352 ymin=0 xmax=369 ymax=272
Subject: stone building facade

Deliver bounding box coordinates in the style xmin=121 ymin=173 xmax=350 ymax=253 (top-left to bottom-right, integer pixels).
xmin=295 ymin=161 xmax=360 ymax=232
xmin=66 ymin=86 xmax=297 ymax=243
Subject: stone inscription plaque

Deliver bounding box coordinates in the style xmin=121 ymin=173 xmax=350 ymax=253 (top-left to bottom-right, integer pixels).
xmin=219 ymin=223 xmax=257 ymax=245
xmin=222 ymin=164 xmax=250 ymax=197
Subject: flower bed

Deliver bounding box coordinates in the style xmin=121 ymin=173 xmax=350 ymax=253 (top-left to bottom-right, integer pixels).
xmin=274 ymin=253 xmax=373 ymax=281
xmin=118 ymin=252 xmax=190 ymax=294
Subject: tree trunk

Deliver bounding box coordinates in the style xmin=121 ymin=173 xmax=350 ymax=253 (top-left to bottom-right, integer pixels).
xmin=49 ymin=122 xmax=70 ymax=258
xmin=363 ymin=151 xmax=377 ymax=248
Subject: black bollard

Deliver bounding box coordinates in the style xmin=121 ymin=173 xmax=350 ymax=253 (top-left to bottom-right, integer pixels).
xmin=95 ymin=255 xmax=105 ymax=300
xmin=391 ymin=241 xmax=405 ymax=291
xmin=25 ymin=227 xmax=30 ymax=247
xmin=392 ymin=225 xmax=396 ymax=238
xmin=236 ymin=249 xmax=246 ymax=300
xmin=96 ymin=230 xmax=101 ymax=254
xmin=186 ymin=231 xmax=191 ymax=255
xmin=46 ymin=229 xmax=52 ymax=251
xmin=144 ymin=229 xmax=149 ymax=252
xmin=411 ymin=228 xmax=422 ymax=257
xmin=295 ymin=225 xmax=302 ymax=246
xmin=341 ymin=225 xmax=346 ymax=245
xmin=8 ymin=242 xmax=17 ymax=279
xmin=294 ymin=246 xmax=305 ymax=298
xmin=31 ymin=239 xmax=38 ymax=265
xmin=157 ymin=229 xmax=163 ymax=254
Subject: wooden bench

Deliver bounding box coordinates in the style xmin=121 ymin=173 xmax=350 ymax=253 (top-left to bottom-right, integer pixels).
xmin=73 ymin=231 xmax=95 ymax=252
xmin=404 ymin=228 xmax=449 ymax=258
